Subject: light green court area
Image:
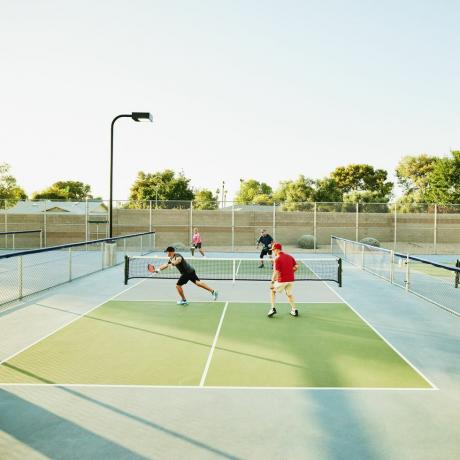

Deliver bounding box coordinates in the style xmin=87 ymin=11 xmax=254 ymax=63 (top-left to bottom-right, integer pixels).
xmin=0 ymin=301 xmax=431 ymax=388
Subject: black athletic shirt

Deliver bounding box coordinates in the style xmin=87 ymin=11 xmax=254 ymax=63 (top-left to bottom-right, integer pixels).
xmin=257 ymin=234 xmax=273 ymax=248
xmin=169 ymin=253 xmax=195 ymax=275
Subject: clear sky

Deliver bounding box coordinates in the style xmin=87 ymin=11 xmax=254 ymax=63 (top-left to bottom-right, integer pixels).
xmin=1 ymin=0 xmax=459 ymax=201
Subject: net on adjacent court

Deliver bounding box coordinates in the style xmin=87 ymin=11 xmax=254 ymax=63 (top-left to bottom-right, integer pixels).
xmin=124 ymin=256 xmax=342 ymax=285
xmin=0 ymin=230 xmax=42 ymax=251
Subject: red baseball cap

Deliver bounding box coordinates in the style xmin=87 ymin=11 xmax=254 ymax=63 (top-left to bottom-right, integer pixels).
xmin=272 ymin=242 xmax=282 ymax=250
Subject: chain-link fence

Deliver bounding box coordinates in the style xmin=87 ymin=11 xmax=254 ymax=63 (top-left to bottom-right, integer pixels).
xmin=2 ymin=199 xmax=460 ymax=254
xmin=332 ymin=236 xmax=460 ymax=317
xmin=0 ymin=232 xmax=155 ymax=307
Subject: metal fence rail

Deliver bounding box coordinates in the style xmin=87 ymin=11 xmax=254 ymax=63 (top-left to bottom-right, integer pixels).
xmin=331 ymin=236 xmax=460 ymax=317
xmin=0 ymin=232 xmax=155 ymax=307
xmin=0 ymin=229 xmax=43 ymax=250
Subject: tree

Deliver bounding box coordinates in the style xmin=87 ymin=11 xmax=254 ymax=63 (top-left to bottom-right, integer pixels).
xmin=129 ymin=169 xmax=194 ymax=208
xmin=235 ymin=179 xmax=273 ymax=205
xmin=396 ymin=155 xmax=438 ymax=194
xmin=423 ymin=151 xmax=460 ymax=204
xmin=32 ymin=181 xmax=93 ymax=200
xmin=274 ymin=176 xmax=315 ymax=210
xmin=312 ymin=178 xmax=343 ymax=203
xmin=193 ymin=189 xmax=218 ymax=210
xmin=330 ymin=164 xmax=393 ymax=200
xmin=0 ymin=163 xmax=27 ymax=206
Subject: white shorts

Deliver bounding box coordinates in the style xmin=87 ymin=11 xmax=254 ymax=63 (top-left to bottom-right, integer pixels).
xmin=272 ymin=281 xmax=294 ymax=295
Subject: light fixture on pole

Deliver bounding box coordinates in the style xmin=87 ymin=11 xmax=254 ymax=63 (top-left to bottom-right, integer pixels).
xmin=110 ymin=112 xmax=153 ymax=238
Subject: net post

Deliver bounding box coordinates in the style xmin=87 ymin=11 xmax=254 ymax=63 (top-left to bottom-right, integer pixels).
xmin=455 ymin=260 xmax=460 ymax=289
xmin=338 ymin=258 xmax=342 ymax=287
xmin=124 ymin=255 xmax=129 ymax=285
xmin=18 ymin=256 xmax=23 ymax=299
xmin=12 ymin=233 xmax=15 ymax=250
xmin=393 ymin=201 xmax=397 ymax=251
xmin=232 ymin=259 xmax=236 ymax=284
xmin=231 ymin=202 xmax=235 ymax=251
xmin=40 ymin=229 xmax=43 ymax=248
xmin=405 ymin=254 xmax=410 ymax=292
xmin=149 ymin=200 xmax=153 ymax=233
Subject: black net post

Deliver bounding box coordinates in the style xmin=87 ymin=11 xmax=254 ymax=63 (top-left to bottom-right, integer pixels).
xmin=455 ymin=260 xmax=460 ymax=289
xmin=124 ymin=255 xmax=129 ymax=285
xmin=338 ymin=258 xmax=342 ymax=287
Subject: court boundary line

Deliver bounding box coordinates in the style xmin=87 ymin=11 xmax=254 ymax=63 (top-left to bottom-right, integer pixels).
xmin=0 ymin=279 xmax=147 ymax=366
xmin=0 ymin=383 xmax=437 ymax=391
xmin=108 ymin=300 xmax=343 ymax=304
xmin=199 ymin=301 xmax=229 ymax=386
xmin=321 ymin=281 xmax=438 ymax=390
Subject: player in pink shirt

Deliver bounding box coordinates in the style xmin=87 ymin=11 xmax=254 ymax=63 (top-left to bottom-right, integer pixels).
xmin=191 ymin=227 xmax=205 ymax=256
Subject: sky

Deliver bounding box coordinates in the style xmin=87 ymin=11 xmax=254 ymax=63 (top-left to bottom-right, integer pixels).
xmin=1 ymin=0 xmax=459 ymax=201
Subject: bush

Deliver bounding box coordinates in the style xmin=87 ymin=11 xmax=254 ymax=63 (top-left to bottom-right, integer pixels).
xmin=359 ymin=237 xmax=380 ymax=247
xmin=297 ymin=234 xmax=316 ymax=249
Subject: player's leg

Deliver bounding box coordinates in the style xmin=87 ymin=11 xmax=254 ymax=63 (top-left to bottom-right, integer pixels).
xmin=191 ymin=244 xmax=195 ymax=257
xmin=192 ymin=272 xmax=218 ymax=300
xmin=176 ymin=277 xmax=189 ymax=305
xmin=198 ymin=243 xmax=205 ymax=256
xmin=285 ymin=283 xmax=298 ymax=316
xmin=267 ymin=283 xmax=277 ymax=317
xmin=259 ymin=249 xmax=266 ymax=268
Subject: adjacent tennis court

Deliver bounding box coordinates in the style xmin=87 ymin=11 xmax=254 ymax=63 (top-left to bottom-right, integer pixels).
xmin=0 ymin=287 xmax=431 ymax=389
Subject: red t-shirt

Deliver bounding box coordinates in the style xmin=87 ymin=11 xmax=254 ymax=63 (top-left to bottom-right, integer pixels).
xmin=274 ymin=252 xmax=297 ymax=282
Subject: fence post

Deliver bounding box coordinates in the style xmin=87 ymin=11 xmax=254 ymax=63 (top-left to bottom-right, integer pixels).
xmin=190 ymin=201 xmax=193 ymax=246
xmin=231 ymin=202 xmax=235 ymax=252
xmin=3 ymin=200 xmax=7 ymax=249
xmin=434 ymin=204 xmax=438 ymax=254
xmin=18 ymin=256 xmax=23 ymax=299
xmin=149 ymin=200 xmax=153 ymax=233
xmin=43 ymin=200 xmax=47 ymax=247
xmin=390 ymin=250 xmax=394 ymax=284
xmin=393 ymin=202 xmax=397 ymax=251
xmin=273 ymin=202 xmax=276 ymax=242
xmin=12 ymin=233 xmax=15 ymax=250
xmin=85 ymin=198 xmax=89 ymax=242
xmin=68 ymin=247 xmax=72 ymax=281
xmin=355 ymin=203 xmax=359 ymax=242
xmin=314 ymin=202 xmax=317 ymax=253
xmin=361 ymin=245 xmax=365 ymax=269
xmin=405 ymin=254 xmax=410 ymax=292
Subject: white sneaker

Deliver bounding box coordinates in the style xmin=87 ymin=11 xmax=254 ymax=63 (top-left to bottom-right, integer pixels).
xmin=267 ymin=307 xmax=277 ymax=317
xmin=290 ymin=309 xmax=299 ymax=317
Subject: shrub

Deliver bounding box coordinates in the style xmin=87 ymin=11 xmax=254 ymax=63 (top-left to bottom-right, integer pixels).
xmin=359 ymin=237 xmax=380 ymax=247
xmin=297 ymin=234 xmax=316 ymax=249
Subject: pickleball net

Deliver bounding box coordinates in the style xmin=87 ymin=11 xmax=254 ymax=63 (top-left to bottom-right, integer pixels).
xmin=124 ymin=255 xmax=342 ymax=285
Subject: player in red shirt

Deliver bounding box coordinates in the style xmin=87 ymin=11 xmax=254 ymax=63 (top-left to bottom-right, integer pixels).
xmin=268 ymin=242 xmax=299 ymax=317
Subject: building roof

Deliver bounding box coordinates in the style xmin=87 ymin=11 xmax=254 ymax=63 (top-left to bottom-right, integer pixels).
xmin=6 ymin=201 xmax=108 ymax=215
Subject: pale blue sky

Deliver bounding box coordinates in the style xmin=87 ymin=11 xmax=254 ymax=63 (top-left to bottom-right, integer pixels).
xmin=1 ymin=0 xmax=459 ymax=200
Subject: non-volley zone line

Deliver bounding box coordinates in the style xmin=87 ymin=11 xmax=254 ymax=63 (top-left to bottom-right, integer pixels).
xmin=0 ymin=300 xmax=434 ymax=389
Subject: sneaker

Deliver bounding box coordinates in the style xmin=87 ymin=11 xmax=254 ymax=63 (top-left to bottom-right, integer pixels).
xmin=212 ymin=290 xmax=218 ymax=301
xmin=258 ymin=264 xmax=264 ymax=269
xmin=177 ymin=299 xmax=189 ymax=305
xmin=267 ymin=307 xmax=277 ymax=317
xmin=290 ymin=309 xmax=299 ymax=317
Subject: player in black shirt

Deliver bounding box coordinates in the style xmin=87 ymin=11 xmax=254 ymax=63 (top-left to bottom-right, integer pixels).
xmin=256 ymin=229 xmax=274 ymax=268
xmin=155 ymin=246 xmax=218 ymax=305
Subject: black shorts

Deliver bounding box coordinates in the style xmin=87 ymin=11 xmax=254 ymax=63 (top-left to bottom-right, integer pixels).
xmin=177 ymin=271 xmax=200 ymax=286
xmin=192 ymin=243 xmax=202 ymax=249
xmin=260 ymin=248 xmax=272 ymax=258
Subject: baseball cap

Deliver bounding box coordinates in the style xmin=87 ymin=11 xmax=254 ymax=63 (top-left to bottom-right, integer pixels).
xmin=272 ymin=242 xmax=282 ymax=250
xmin=164 ymin=246 xmax=175 ymax=252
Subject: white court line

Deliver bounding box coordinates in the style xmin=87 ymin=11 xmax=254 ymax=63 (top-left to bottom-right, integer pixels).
xmin=320 ymin=279 xmax=438 ymax=390
xmin=109 ymin=300 xmax=342 ymax=304
xmin=0 ymin=383 xmax=437 ymax=391
xmin=0 ymin=279 xmax=147 ymax=366
xmin=199 ymin=301 xmax=229 ymax=387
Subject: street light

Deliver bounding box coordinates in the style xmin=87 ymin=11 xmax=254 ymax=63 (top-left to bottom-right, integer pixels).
xmin=110 ymin=112 xmax=153 ymax=238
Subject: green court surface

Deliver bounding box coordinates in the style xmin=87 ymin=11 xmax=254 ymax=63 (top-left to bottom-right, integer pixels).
xmin=0 ymin=300 xmax=430 ymax=388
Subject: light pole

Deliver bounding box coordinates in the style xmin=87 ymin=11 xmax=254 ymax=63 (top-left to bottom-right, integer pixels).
xmin=110 ymin=112 xmax=152 ymax=238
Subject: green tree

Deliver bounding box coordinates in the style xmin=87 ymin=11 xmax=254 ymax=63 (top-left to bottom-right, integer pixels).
xmin=313 ymin=178 xmax=343 ymax=203
xmin=274 ymin=176 xmax=315 ymax=210
xmin=330 ymin=164 xmax=393 ymax=199
xmin=129 ymin=169 xmax=194 ymax=208
xmin=424 ymin=151 xmax=460 ymax=204
xmin=193 ymin=189 xmax=218 ymax=210
xmin=396 ymin=154 xmax=438 ymax=195
xmin=32 ymin=181 xmax=93 ymax=200
xmin=0 ymin=163 xmax=27 ymax=206
xmin=235 ymin=179 xmax=273 ymax=205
